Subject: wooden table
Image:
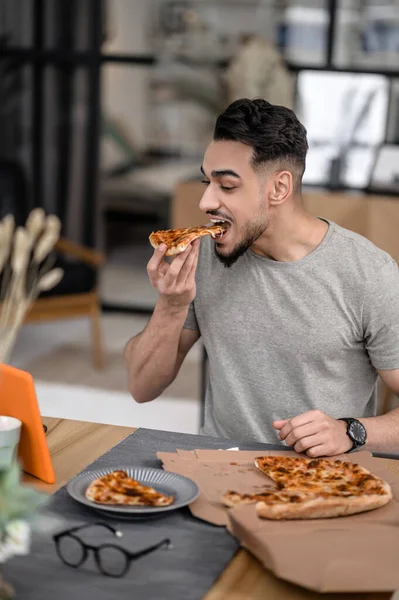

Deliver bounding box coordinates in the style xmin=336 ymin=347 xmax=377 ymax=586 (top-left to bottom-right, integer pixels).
xmin=26 ymin=417 xmax=399 ymax=600
xmin=23 ymin=417 xmax=135 ymax=494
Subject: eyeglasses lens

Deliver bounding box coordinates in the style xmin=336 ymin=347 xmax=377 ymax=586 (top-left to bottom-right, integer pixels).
xmin=96 ymin=546 xmax=129 ymax=577
xmin=57 ymin=536 xmax=85 ymax=567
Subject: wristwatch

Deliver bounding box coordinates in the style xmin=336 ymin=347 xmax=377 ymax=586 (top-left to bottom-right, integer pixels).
xmin=338 ymin=418 xmax=367 ymax=452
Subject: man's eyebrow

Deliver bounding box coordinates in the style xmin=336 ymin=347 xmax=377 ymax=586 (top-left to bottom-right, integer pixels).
xmin=200 ymin=165 xmax=241 ymax=179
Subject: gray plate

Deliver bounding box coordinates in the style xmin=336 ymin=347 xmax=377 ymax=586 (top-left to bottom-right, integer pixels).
xmin=66 ymin=466 xmax=200 ymax=519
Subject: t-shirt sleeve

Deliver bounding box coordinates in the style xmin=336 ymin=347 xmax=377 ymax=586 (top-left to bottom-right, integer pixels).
xmin=183 ymin=301 xmax=199 ymax=331
xmin=363 ymin=258 xmax=399 ymax=370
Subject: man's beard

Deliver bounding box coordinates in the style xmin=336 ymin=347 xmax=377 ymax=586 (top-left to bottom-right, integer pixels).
xmin=214 ymin=220 xmax=267 ymax=268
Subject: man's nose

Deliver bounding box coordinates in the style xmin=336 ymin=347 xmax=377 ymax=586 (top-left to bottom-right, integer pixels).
xmin=199 ymin=184 xmax=220 ymax=214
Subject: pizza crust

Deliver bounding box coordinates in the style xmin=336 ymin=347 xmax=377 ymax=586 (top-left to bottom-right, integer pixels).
xmin=256 ymin=490 xmax=392 ymax=520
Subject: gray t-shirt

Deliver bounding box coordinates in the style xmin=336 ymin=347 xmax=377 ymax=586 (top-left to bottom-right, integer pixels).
xmin=184 ymin=220 xmax=399 ymax=443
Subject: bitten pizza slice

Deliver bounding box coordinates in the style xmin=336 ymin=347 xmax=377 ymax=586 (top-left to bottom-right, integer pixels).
xmin=149 ymin=223 xmax=227 ymax=256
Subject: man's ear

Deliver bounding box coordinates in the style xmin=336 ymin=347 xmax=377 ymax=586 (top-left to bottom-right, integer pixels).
xmin=269 ymin=171 xmax=293 ymax=206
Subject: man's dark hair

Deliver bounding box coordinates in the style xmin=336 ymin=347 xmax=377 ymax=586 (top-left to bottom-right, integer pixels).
xmin=214 ymin=98 xmax=308 ymax=190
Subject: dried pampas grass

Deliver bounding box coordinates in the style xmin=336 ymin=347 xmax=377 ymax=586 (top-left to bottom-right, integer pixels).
xmin=0 ymin=210 xmax=64 ymax=364
xmin=0 ymin=215 xmax=15 ymax=273
xmin=25 ymin=207 xmax=46 ymax=241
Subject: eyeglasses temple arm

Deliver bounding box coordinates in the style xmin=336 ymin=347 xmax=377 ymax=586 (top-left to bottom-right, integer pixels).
xmin=128 ymin=538 xmax=172 ymax=560
xmin=54 ymin=521 xmax=120 ymax=539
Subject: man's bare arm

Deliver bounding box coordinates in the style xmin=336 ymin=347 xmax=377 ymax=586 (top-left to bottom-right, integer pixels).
xmin=124 ymin=239 xmax=201 ymax=403
xmin=124 ymin=303 xmax=200 ymax=402
xmin=357 ymin=368 xmax=399 ymax=453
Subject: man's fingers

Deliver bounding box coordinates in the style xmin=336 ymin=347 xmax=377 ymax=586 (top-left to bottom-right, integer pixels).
xmin=305 ymin=444 xmax=326 ymax=458
xmin=293 ymin=432 xmax=324 ymax=454
xmin=147 ymin=238 xmax=200 ymax=289
xmin=163 ymin=245 xmax=193 ymax=286
xmin=183 ymin=239 xmax=200 ymax=285
xmin=284 ymin=422 xmax=320 ymax=447
xmin=278 ymin=417 xmax=315 ymax=441
xmin=275 ymin=411 xmax=338 ymax=457
xmin=276 ymin=419 xmax=295 ymax=441
xmin=290 ymin=410 xmax=322 ymax=429
xmin=186 ymin=244 xmax=200 ymax=285
xmin=276 ymin=410 xmax=321 ymax=440
xmin=177 ymin=240 xmax=200 ymax=285
xmin=147 ymin=244 xmax=167 ymax=279
xmin=273 ymin=419 xmax=289 ymax=430
xmin=159 ymin=262 xmax=169 ymax=277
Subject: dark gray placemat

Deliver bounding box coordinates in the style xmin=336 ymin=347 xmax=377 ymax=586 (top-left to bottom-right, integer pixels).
xmin=3 ymin=428 xmax=286 ymax=600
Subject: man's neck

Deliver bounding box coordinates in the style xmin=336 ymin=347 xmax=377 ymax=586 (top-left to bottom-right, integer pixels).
xmin=250 ymin=207 xmax=329 ymax=262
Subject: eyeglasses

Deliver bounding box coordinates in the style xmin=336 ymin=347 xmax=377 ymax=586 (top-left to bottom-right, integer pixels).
xmin=53 ymin=522 xmax=172 ymax=578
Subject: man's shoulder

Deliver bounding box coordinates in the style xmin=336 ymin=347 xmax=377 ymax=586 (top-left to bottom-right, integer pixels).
xmin=329 ymin=221 xmax=395 ymax=271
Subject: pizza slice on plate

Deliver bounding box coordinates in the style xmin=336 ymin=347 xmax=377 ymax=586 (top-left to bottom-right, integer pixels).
xmin=85 ymin=470 xmax=174 ymax=507
xmin=149 ymin=223 xmax=227 ymax=256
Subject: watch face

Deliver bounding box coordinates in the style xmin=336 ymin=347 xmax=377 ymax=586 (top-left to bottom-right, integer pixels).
xmin=349 ymin=421 xmax=366 ymax=444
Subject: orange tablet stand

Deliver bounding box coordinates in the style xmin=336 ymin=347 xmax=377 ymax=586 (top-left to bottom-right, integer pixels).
xmin=0 ymin=364 xmax=55 ymax=483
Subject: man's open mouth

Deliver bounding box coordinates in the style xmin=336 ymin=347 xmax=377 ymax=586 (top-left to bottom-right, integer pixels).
xmin=209 ymin=218 xmax=231 ymax=240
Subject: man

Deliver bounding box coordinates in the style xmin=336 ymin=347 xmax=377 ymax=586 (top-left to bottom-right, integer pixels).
xmin=124 ymin=98 xmax=399 ymax=456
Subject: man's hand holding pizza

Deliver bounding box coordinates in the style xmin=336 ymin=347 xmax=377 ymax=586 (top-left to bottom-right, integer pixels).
xmin=146 ymin=238 xmax=200 ymax=310
xmin=274 ymin=410 xmax=353 ymax=457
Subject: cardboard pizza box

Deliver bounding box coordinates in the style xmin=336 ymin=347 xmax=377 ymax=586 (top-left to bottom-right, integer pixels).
xmin=228 ymin=505 xmax=399 ymax=593
xmin=157 ymin=449 xmax=399 ymax=592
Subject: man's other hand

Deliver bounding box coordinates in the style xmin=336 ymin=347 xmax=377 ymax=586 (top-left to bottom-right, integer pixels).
xmin=273 ymin=410 xmax=353 ymax=457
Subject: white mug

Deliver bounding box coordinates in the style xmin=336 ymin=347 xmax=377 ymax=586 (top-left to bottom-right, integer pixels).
xmin=0 ymin=416 xmax=22 ymax=469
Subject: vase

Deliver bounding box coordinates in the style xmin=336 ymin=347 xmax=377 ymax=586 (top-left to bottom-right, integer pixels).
xmin=0 ymin=417 xmax=21 ymax=470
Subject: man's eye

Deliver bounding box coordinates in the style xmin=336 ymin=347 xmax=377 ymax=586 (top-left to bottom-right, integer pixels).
xmin=201 ymin=180 xmax=210 ymax=186
xmin=220 ymin=185 xmax=234 ymax=191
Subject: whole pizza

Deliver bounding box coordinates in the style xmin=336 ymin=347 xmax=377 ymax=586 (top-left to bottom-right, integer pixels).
xmin=222 ymin=456 xmax=392 ymax=520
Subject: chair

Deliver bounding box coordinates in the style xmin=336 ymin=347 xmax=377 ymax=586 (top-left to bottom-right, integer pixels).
xmin=200 ymin=345 xmax=209 ymax=430
xmin=0 ymin=158 xmax=105 ymax=368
